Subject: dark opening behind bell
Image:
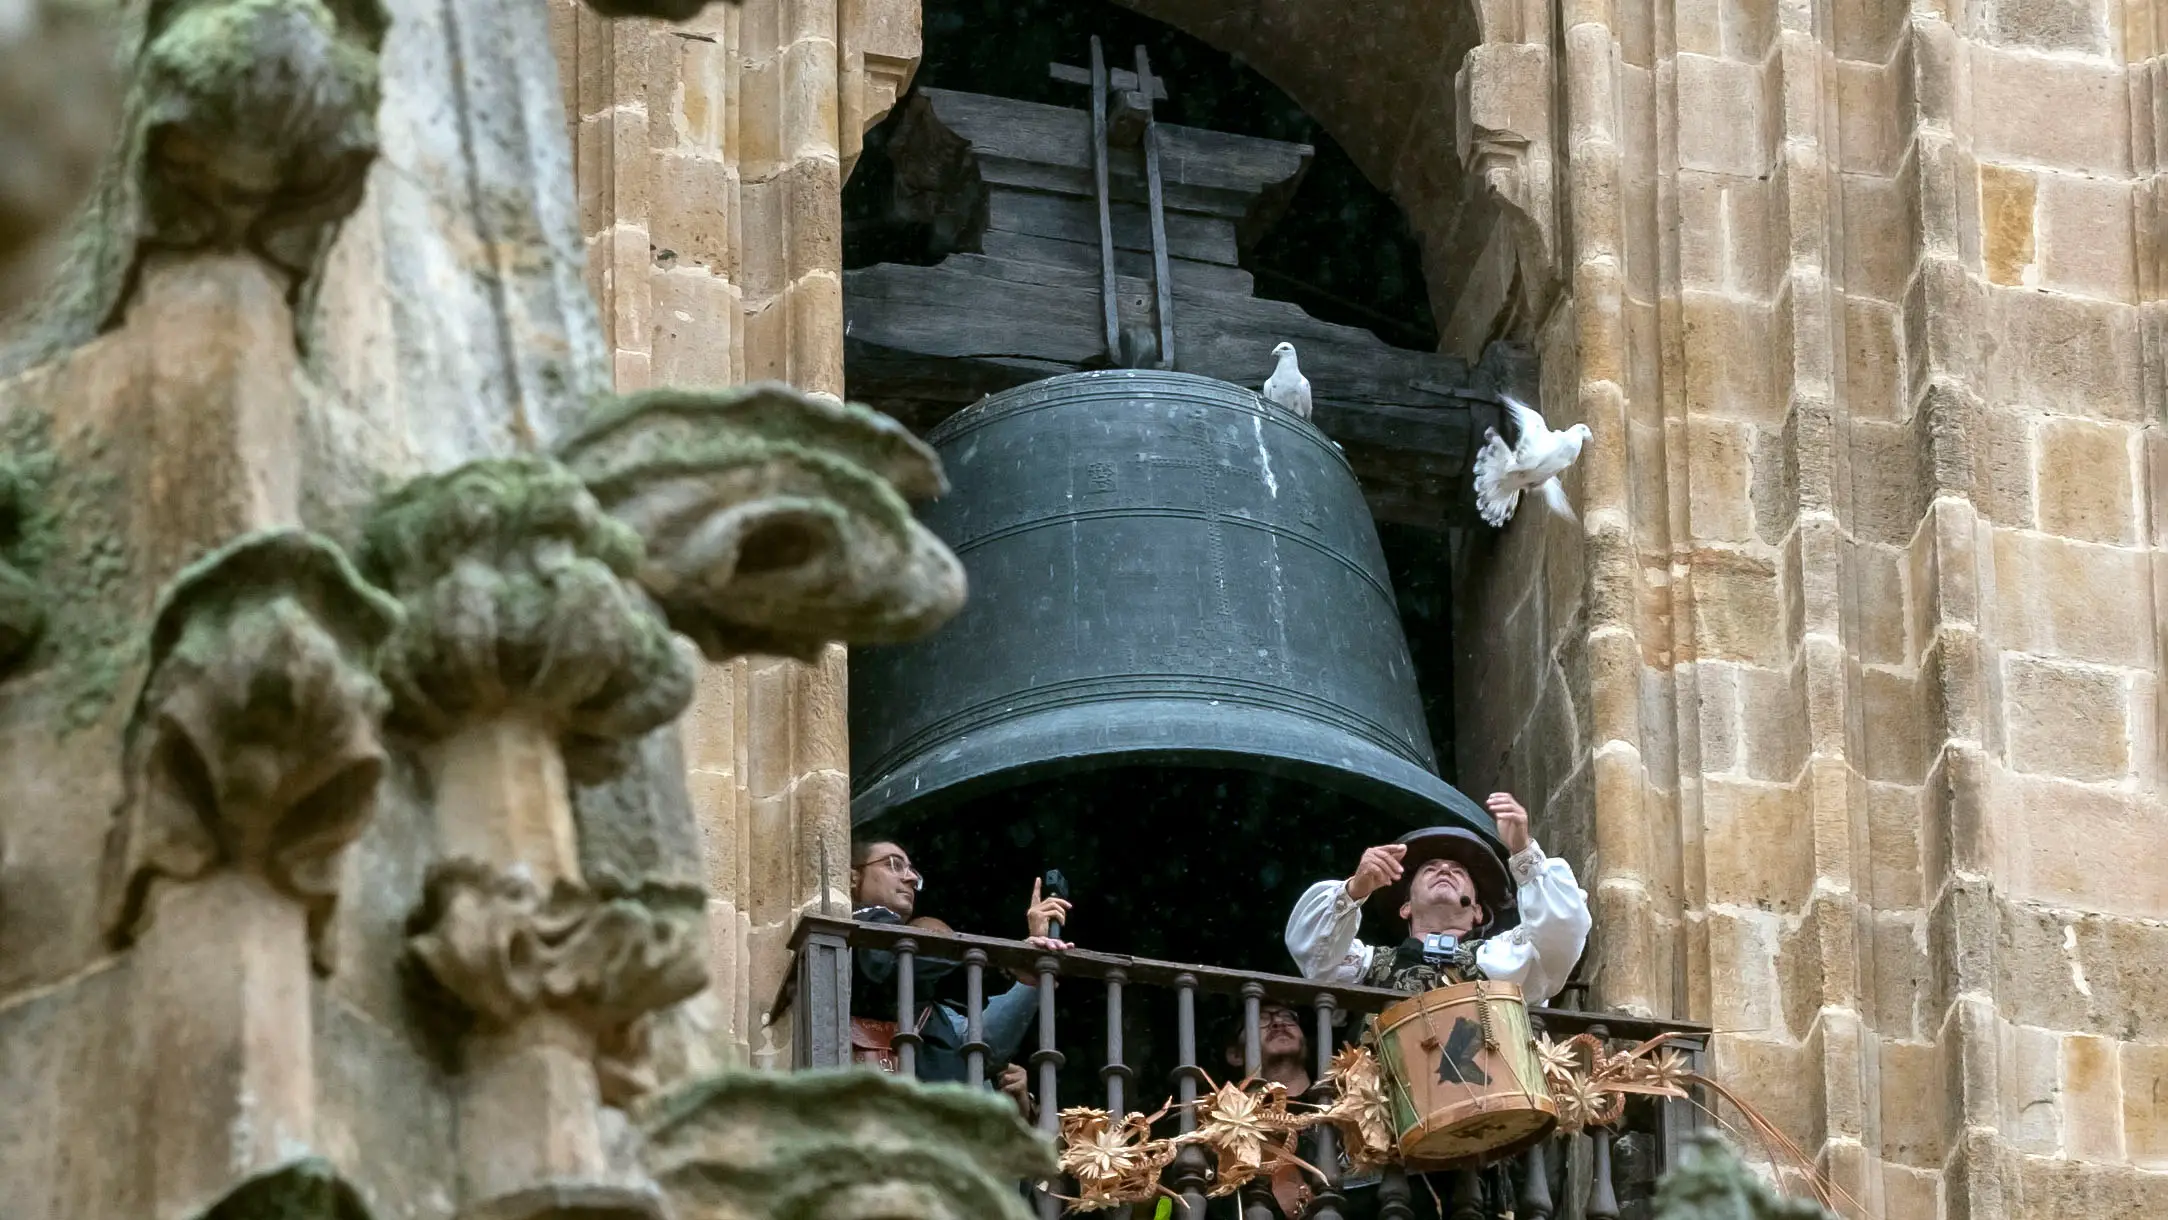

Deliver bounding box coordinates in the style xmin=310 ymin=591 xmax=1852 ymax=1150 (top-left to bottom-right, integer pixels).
xmin=848 ymin=369 xmax=1500 ymax=854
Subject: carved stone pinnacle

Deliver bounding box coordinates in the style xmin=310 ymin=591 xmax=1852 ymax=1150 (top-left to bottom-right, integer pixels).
xmin=362 ymin=456 xmax=695 ymax=777
xmin=1649 ymin=1136 xmax=1838 ymax=1219
xmin=101 ymin=529 xmax=403 ymax=972
xmin=134 ymin=0 xmax=390 ymax=277
xmin=556 ymin=383 xmax=967 ymax=662
xmin=643 ymin=1069 xmax=1056 ymax=1220
xmin=408 ymin=857 xmax=708 ymax=1055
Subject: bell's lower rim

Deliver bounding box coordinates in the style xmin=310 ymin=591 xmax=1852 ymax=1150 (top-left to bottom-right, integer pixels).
xmin=849 ymin=695 xmax=1501 ymax=851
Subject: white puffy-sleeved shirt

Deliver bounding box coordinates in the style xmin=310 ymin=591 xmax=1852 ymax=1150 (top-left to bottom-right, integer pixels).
xmin=1282 ymin=841 xmax=1592 ymax=1006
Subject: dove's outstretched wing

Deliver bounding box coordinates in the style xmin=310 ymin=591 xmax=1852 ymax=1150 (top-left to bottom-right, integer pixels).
xmin=1501 ymin=396 xmax=1548 ymax=455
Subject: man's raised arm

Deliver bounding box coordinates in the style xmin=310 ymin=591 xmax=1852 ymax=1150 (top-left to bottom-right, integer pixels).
xmin=1285 ymin=844 xmax=1402 ymax=983
xmin=1471 ymin=793 xmax=1591 ymax=1006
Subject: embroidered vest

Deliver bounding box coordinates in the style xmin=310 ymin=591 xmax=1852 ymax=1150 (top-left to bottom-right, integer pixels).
xmin=1360 ymin=937 xmax=1486 ymax=994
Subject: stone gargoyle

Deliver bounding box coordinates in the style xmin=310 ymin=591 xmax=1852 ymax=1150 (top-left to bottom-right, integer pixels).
xmin=556 ymin=383 xmax=966 ymax=662
xmin=1651 ymin=1136 xmax=1840 ymax=1220
xmin=101 ymin=529 xmax=402 ymax=971
xmin=642 ymin=1068 xmax=1057 ymax=1220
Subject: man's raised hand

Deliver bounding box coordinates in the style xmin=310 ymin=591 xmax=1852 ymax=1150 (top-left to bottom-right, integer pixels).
xmin=1024 ymin=877 xmax=1074 ymax=948
xmin=1487 ymin=792 xmax=1532 ymax=855
xmin=1345 ymin=843 xmax=1407 ymax=901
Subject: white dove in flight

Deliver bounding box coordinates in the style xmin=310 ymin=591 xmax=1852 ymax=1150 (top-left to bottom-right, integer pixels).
xmin=1472 ymin=396 xmax=1592 ymax=527
xmin=1262 ymin=341 xmax=1312 ymax=420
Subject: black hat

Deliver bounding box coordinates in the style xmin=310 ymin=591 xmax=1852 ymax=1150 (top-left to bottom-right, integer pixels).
xmin=1377 ymin=826 xmax=1511 ymax=915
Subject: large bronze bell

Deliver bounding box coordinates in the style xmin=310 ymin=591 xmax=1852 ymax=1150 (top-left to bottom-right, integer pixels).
xmin=849 ymin=369 xmax=1497 ymax=848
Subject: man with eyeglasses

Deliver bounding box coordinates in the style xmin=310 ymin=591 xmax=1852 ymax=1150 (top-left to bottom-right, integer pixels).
xmin=848 ymin=840 xmax=1073 ymax=1103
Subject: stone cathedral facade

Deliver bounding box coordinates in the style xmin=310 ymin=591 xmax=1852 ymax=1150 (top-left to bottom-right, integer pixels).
xmin=1 ymin=0 xmax=2162 ymax=1217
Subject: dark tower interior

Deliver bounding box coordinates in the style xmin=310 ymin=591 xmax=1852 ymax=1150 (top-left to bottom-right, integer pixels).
xmin=840 ymin=0 xmax=1487 ymax=1105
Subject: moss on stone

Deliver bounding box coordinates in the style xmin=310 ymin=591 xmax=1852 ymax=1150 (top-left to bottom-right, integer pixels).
xmin=562 ymin=382 xmax=948 ymax=500
xmin=142 ymin=528 xmax=400 ymax=676
xmin=142 ymin=0 xmax=381 ymax=146
xmin=0 ymin=407 xmax=139 ymax=728
xmin=362 ymin=456 xmax=691 ymax=753
xmin=362 ymin=456 xmax=645 ymax=594
xmin=1651 ymin=1136 xmax=1838 ymax=1220
xmin=644 ymin=1067 xmax=1055 ymax=1218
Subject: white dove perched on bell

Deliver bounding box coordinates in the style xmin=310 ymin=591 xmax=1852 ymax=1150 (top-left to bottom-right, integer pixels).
xmin=1262 ymin=341 xmax=1312 ymax=420
xmin=1472 ymin=396 xmax=1592 ymax=527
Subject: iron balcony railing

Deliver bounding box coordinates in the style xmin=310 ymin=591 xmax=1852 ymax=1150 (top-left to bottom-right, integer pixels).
xmin=777 ymin=913 xmax=1711 ymax=1220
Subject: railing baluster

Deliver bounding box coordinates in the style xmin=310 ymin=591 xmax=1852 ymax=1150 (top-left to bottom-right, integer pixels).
xmin=1104 ymin=968 xmax=1131 ymax=1117
xmin=1241 ymin=979 xmax=1264 ymax=1075
xmin=1104 ymin=969 xmax=1134 ymax=1220
xmin=1586 ymin=1129 xmax=1620 ymax=1220
xmin=892 ymin=936 xmax=920 ymax=1078
xmin=1449 ymin=1169 xmax=1484 ymax=1220
xmin=1584 ymin=1024 xmax=1618 ymax=1220
xmin=1169 ymin=973 xmax=1210 ymax=1219
xmin=1304 ymin=993 xmax=1346 ymax=1220
xmin=1239 ymin=980 xmax=1274 ymax=1220
xmin=1520 ymin=1138 xmax=1555 ymax=1219
xmin=1033 ymin=951 xmax=1065 ymax=1220
xmin=1378 ymin=1166 xmax=1415 ymax=1220
xmin=963 ymin=947 xmax=989 ymax=1089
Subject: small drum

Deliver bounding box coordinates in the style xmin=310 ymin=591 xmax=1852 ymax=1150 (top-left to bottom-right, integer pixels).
xmin=1374 ymin=980 xmax=1557 ymax=1168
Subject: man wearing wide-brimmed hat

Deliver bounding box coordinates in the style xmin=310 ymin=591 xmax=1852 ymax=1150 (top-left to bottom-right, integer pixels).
xmin=1283 ymin=792 xmax=1590 ymax=1004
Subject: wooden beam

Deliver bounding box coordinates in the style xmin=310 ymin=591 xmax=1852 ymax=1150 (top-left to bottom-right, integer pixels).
xmin=1050 ymin=61 xmax=1170 ymax=100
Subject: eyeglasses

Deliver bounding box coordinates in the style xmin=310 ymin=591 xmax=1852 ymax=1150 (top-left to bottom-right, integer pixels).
xmin=863 ymin=853 xmax=924 ymax=891
xmin=1259 ymin=1009 xmax=1303 ymax=1030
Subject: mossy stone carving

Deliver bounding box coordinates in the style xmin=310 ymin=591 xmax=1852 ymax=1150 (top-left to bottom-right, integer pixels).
xmin=137 ymin=0 xmax=387 ymax=265
xmin=7 ymin=0 xmax=387 ymax=359
xmin=362 ymin=456 xmax=694 ymax=777
xmin=1651 ymin=1136 xmax=1839 ymax=1220
xmin=407 ymin=856 xmax=709 ymax=1101
xmin=557 ymin=383 xmax=966 ymax=662
xmin=643 ymin=1069 xmax=1057 ymax=1220
xmin=101 ymin=529 xmax=403 ymax=972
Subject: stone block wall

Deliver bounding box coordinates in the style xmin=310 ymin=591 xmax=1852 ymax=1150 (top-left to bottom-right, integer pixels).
xmin=550 ymin=0 xmax=918 ymax=1066
xmin=1448 ymin=0 xmax=2168 ymax=1213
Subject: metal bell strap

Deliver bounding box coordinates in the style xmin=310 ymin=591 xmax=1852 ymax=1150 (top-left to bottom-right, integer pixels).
xmin=1051 ymin=37 xmax=1176 ymax=369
